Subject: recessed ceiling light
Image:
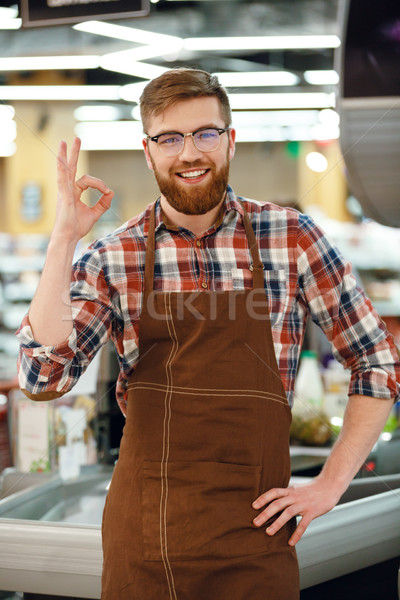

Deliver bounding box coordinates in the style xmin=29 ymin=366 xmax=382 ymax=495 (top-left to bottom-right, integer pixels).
xmin=306 ymin=151 xmax=328 ymax=172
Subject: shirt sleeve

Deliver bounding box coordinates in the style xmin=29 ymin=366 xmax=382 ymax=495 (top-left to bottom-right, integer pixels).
xmin=297 ymin=213 xmax=400 ymax=402
xmin=16 ymin=244 xmax=114 ymax=401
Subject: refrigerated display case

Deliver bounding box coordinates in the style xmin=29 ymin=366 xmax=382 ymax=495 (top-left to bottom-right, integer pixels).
xmin=0 ymin=456 xmax=399 ymax=599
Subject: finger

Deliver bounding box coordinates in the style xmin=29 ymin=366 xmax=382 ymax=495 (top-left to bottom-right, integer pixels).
xmin=68 ymin=136 xmax=81 ymax=176
xmin=91 ymin=190 xmax=114 ymax=219
xmin=288 ymin=515 xmax=312 ymax=546
xmin=76 ymin=174 xmax=112 ymax=195
xmin=253 ymin=496 xmax=293 ymax=527
xmin=265 ymin=505 xmax=298 ymax=535
xmin=252 ymin=487 xmax=289 ymax=510
xmin=57 ymin=140 xmax=68 ymax=172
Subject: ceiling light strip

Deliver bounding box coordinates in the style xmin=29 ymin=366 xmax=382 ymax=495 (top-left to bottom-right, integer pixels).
xmin=185 ymin=35 xmax=341 ymax=51
xmin=0 ymin=56 xmax=101 ymax=71
xmin=0 ymin=86 xmax=121 ymax=101
xmin=229 ymin=92 xmax=335 ymax=110
xmin=73 ymin=20 xmax=182 ymax=47
xmin=214 ymin=71 xmax=299 ymax=87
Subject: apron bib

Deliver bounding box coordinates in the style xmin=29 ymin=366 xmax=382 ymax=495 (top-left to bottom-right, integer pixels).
xmin=101 ymin=201 xmax=299 ymax=599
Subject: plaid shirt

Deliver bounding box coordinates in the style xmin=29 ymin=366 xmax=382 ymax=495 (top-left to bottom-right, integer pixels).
xmin=17 ymin=186 xmax=400 ymax=414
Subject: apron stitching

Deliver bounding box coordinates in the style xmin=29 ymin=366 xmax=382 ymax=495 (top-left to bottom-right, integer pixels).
xmin=160 ymin=291 xmax=178 ymax=600
xmin=127 ymin=382 xmax=287 ymax=405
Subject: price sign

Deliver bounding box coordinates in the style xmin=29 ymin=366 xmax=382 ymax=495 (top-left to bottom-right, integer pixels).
xmin=20 ymin=0 xmax=150 ymax=28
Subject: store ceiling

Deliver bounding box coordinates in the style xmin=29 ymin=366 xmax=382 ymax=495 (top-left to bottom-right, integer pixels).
xmin=0 ymin=0 xmax=341 ymax=94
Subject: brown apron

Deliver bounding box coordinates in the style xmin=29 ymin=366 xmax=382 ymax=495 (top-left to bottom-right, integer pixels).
xmin=101 ymin=201 xmax=299 ymax=599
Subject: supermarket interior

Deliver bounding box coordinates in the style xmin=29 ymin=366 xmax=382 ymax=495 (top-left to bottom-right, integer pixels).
xmin=0 ymin=0 xmax=399 ymax=599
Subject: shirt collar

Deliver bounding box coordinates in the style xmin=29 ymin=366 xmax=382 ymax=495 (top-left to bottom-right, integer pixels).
xmin=148 ymin=185 xmax=244 ymax=236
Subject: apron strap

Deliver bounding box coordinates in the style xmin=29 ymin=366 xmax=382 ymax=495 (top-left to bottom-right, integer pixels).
xmin=239 ymin=201 xmax=265 ymax=290
xmin=144 ymin=201 xmax=157 ymax=293
xmin=144 ymin=198 xmax=265 ymax=293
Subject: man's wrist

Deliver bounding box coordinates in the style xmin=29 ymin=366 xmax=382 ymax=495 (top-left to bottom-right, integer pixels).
xmin=48 ymin=231 xmax=79 ymax=255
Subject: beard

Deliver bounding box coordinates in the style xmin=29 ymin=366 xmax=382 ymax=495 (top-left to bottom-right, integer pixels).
xmin=150 ymin=154 xmax=230 ymax=216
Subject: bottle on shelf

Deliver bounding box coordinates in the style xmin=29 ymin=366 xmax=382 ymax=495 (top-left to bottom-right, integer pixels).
xmin=291 ymin=350 xmax=331 ymax=446
xmin=294 ymin=350 xmax=324 ymax=411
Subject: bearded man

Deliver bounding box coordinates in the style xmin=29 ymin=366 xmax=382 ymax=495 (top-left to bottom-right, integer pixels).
xmin=17 ymin=68 xmax=400 ymax=600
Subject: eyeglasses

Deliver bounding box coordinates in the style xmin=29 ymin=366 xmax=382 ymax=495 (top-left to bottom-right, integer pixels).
xmin=146 ymin=127 xmax=230 ymax=157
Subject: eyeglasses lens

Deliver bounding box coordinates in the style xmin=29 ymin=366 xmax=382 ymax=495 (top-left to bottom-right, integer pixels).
xmin=157 ymin=129 xmax=220 ymax=156
xmin=194 ymin=129 xmax=220 ymax=152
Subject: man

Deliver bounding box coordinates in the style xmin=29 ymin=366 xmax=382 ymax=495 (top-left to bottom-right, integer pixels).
xmin=17 ymin=68 xmax=400 ymax=599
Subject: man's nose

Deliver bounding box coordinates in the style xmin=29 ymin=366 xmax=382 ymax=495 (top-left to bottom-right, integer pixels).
xmin=178 ymin=134 xmax=204 ymax=161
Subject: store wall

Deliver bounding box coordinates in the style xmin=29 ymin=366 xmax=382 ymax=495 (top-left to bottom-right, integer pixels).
xmin=298 ymin=140 xmax=350 ymax=221
xmin=3 ymin=100 xmax=87 ymax=235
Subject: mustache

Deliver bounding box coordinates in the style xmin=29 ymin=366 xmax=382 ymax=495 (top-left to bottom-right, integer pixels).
xmin=171 ymin=161 xmax=213 ymax=172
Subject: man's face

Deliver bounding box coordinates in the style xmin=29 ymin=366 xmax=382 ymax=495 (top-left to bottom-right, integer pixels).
xmin=143 ymin=96 xmax=236 ymax=215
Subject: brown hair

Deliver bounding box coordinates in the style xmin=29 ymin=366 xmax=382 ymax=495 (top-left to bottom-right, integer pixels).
xmin=139 ymin=67 xmax=231 ymax=132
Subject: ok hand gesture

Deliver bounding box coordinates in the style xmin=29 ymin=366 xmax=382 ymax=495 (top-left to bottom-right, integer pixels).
xmin=54 ymin=137 xmax=114 ymax=244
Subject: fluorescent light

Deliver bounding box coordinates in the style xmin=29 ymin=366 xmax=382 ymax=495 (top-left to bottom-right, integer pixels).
xmin=1 ymin=119 xmax=17 ymax=142
xmin=0 ymin=142 xmax=16 ymax=157
xmin=0 ymin=7 xmax=18 ymax=18
xmin=0 ymin=6 xmax=21 ymax=29
xmin=0 ymin=105 xmax=15 ymax=120
xmin=100 ymin=51 xmax=169 ymax=79
xmin=228 ymin=92 xmax=335 ymax=110
xmin=0 ymin=18 xmax=21 ymax=29
xmin=235 ymin=127 xmax=286 ymax=143
xmin=304 ymin=70 xmax=340 ymax=85
xmin=306 ymin=151 xmax=328 ymax=172
xmin=75 ymin=120 xmax=144 ymax=150
xmin=74 ymin=20 xmax=183 ymax=48
xmin=214 ymin=71 xmax=299 ymax=87
xmin=234 ymin=124 xmax=334 ymax=143
xmin=74 ymin=105 xmax=121 ymax=121
xmin=131 ymin=105 xmax=142 ymax=120
xmin=318 ymin=109 xmax=340 ymax=127
xmin=310 ymin=123 xmax=339 ymax=140
xmin=0 ymin=56 xmax=100 ymax=71
xmin=232 ymin=110 xmax=320 ymax=127
xmin=0 ymin=86 xmax=121 ymax=101
xmin=120 ymin=81 xmax=150 ymax=103
xmin=102 ymin=43 xmax=182 ymax=63
xmin=185 ymin=35 xmax=340 ymax=51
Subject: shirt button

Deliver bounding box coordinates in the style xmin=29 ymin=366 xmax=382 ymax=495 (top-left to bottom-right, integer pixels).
xmin=196 ymin=240 xmax=201 ymax=247
xmin=201 ymin=282 xmax=208 ymax=289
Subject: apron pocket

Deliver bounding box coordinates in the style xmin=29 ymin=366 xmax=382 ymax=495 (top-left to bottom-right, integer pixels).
xmin=142 ymin=460 xmax=264 ymax=561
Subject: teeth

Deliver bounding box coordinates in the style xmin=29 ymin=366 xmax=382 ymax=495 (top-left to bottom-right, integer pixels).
xmin=179 ymin=170 xmax=207 ymax=179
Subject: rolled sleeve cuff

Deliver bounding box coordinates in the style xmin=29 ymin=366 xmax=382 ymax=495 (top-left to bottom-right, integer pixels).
xmin=16 ymin=314 xmax=77 ymax=365
xmin=349 ymin=368 xmax=400 ymax=402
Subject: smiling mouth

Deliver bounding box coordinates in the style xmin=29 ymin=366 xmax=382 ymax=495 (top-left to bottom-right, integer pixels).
xmin=176 ymin=169 xmax=209 ymax=179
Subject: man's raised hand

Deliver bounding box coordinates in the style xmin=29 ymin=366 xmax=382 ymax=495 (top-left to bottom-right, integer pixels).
xmin=54 ymin=137 xmax=114 ymax=243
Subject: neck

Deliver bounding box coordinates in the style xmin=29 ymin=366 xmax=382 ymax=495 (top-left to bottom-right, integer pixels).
xmin=160 ymin=194 xmax=226 ymax=236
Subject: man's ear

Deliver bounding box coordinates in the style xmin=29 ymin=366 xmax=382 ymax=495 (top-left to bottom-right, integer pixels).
xmin=142 ymin=138 xmax=154 ymax=171
xmin=228 ymin=128 xmax=236 ymax=161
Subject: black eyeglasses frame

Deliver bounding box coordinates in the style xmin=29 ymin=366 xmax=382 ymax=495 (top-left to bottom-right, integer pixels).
xmin=146 ymin=127 xmax=230 ymax=154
